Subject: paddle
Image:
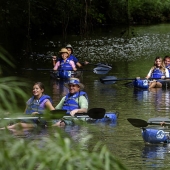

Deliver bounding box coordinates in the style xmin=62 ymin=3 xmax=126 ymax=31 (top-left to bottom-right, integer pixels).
xmin=1 ymin=110 xmax=67 ymax=120
xmin=53 ymin=108 xmax=106 ymax=119
xmin=2 ymin=108 xmax=106 ymax=121
xmin=127 ymin=118 xmax=170 ymax=128
xmin=22 ymin=67 xmax=111 ymax=75
xmin=148 ymin=117 xmax=170 ymax=123
xmin=100 ymin=76 xmax=170 ymax=84
xmin=83 ymin=108 xmax=106 ymax=119
xmin=100 ymin=76 xmax=136 ymax=84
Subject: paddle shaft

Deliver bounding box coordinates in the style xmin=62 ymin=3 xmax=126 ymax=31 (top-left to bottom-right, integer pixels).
xmin=22 ymin=68 xmax=110 ymax=72
xmin=101 ymin=76 xmax=170 ymax=82
xmin=127 ymin=118 xmax=170 ymax=128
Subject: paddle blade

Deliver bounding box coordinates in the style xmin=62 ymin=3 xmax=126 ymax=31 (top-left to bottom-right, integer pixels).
xmin=93 ymin=66 xmax=111 ymax=75
xmin=95 ymin=63 xmax=112 ymax=69
xmin=87 ymin=108 xmax=106 ymax=119
xmin=100 ymin=76 xmax=117 ymax=84
xmin=50 ymin=110 xmax=67 ymax=119
xmin=127 ymin=118 xmax=148 ymax=127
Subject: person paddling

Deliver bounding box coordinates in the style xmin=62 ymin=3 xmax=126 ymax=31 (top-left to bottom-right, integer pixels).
xmin=146 ymin=56 xmax=169 ymax=88
xmin=53 ymin=48 xmax=77 ymax=79
xmin=7 ymin=82 xmax=55 ymax=129
xmin=52 ymin=78 xmax=88 ymax=127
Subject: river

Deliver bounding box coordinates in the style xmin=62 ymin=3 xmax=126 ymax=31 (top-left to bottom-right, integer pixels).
xmin=11 ymin=23 xmax=170 ymax=169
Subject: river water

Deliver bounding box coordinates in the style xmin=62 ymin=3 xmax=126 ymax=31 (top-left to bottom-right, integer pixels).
xmin=14 ymin=23 xmax=170 ymax=169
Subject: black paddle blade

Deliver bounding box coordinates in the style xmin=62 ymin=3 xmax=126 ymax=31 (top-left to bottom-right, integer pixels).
xmin=50 ymin=110 xmax=67 ymax=119
xmin=100 ymin=76 xmax=117 ymax=84
xmin=87 ymin=108 xmax=106 ymax=119
xmin=127 ymin=118 xmax=148 ymax=127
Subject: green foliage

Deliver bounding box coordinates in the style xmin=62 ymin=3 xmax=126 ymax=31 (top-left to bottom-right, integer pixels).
xmin=0 ymin=46 xmax=28 ymax=114
xmin=129 ymin=0 xmax=170 ymax=23
xmin=1 ymin=0 xmax=170 ymax=39
xmin=0 ymin=131 xmax=127 ymax=170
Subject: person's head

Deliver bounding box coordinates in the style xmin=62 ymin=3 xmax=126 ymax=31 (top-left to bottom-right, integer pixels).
xmin=65 ymin=44 xmax=73 ymax=55
xmin=163 ymin=56 xmax=170 ymax=66
xmin=65 ymin=78 xmax=84 ymax=94
xmin=32 ymin=82 xmax=45 ymax=97
xmin=59 ymin=48 xmax=69 ymax=60
xmin=154 ymin=57 xmax=164 ymax=68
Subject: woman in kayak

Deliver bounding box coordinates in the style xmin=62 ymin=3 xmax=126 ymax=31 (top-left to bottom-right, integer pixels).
xmin=7 ymin=82 xmax=55 ymax=129
xmin=146 ymin=56 xmax=169 ymax=88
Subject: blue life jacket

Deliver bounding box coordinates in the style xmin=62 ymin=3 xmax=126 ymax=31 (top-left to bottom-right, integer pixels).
xmin=25 ymin=95 xmax=53 ymax=114
xmin=62 ymin=91 xmax=88 ymax=114
xmin=166 ymin=64 xmax=170 ymax=76
xmin=58 ymin=58 xmax=73 ymax=71
xmin=57 ymin=58 xmax=74 ymax=79
xmin=151 ymin=68 xmax=165 ymax=78
xmin=69 ymin=54 xmax=78 ymax=64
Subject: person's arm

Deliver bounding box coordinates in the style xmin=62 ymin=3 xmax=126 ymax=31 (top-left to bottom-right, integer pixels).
xmin=76 ymin=62 xmax=82 ymax=68
xmin=45 ymin=100 xmax=55 ymax=110
xmin=146 ymin=68 xmax=152 ymax=79
xmin=52 ymin=56 xmax=57 ymax=67
xmin=165 ymin=68 xmax=169 ymax=78
xmin=53 ymin=61 xmax=60 ymax=70
xmin=55 ymin=97 xmax=65 ymax=109
xmin=69 ymin=61 xmax=77 ymax=71
xmin=70 ymin=96 xmax=88 ymax=116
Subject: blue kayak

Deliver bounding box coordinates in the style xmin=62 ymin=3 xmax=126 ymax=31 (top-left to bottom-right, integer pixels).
xmin=63 ymin=112 xmax=119 ymax=126
xmin=142 ymin=127 xmax=170 ymax=144
xmin=2 ymin=112 xmax=119 ymax=127
xmin=51 ymin=70 xmax=82 ymax=79
xmin=133 ymin=79 xmax=170 ymax=89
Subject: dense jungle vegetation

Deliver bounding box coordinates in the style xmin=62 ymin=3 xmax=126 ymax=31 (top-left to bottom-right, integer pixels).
xmin=1 ymin=0 xmax=170 ymax=39
xmin=1 ymin=0 xmax=170 ymax=66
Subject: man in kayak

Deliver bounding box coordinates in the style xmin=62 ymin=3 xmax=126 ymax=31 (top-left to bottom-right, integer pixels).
xmin=52 ymin=78 xmax=88 ymax=126
xmin=163 ymin=55 xmax=170 ymax=76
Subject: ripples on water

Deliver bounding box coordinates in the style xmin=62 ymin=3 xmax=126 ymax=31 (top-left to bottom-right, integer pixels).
xmin=19 ymin=24 xmax=170 ymax=170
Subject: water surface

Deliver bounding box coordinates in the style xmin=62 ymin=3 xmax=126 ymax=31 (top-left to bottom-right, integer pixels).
xmin=14 ymin=23 xmax=170 ymax=169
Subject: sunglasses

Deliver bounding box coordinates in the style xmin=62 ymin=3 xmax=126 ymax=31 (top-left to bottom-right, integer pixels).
xmin=68 ymin=84 xmax=79 ymax=88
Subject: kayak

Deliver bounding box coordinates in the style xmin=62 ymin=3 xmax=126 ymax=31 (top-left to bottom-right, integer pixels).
xmin=141 ymin=127 xmax=170 ymax=144
xmin=127 ymin=117 xmax=170 ymax=144
xmin=132 ymin=79 xmax=170 ymax=89
xmin=63 ymin=112 xmax=119 ymax=126
xmin=50 ymin=70 xmax=83 ymax=79
xmin=2 ymin=112 xmax=119 ymax=126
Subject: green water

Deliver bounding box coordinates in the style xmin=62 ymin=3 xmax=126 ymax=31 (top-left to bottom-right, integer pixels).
xmin=9 ymin=23 xmax=170 ymax=169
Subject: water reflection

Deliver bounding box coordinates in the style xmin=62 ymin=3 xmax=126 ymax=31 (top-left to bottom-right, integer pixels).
xmin=50 ymin=79 xmax=69 ymax=105
xmin=133 ymin=88 xmax=170 ymax=114
xmin=142 ymin=144 xmax=170 ymax=169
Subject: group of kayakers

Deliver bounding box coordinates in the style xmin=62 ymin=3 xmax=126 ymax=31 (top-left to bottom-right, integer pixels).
xmin=6 ymin=78 xmax=88 ymax=129
xmin=145 ymin=56 xmax=170 ymax=88
xmin=52 ymin=44 xmax=88 ymax=79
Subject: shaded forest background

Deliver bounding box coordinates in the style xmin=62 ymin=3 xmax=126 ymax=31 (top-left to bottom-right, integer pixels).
xmin=0 ymin=0 xmax=170 ymax=63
